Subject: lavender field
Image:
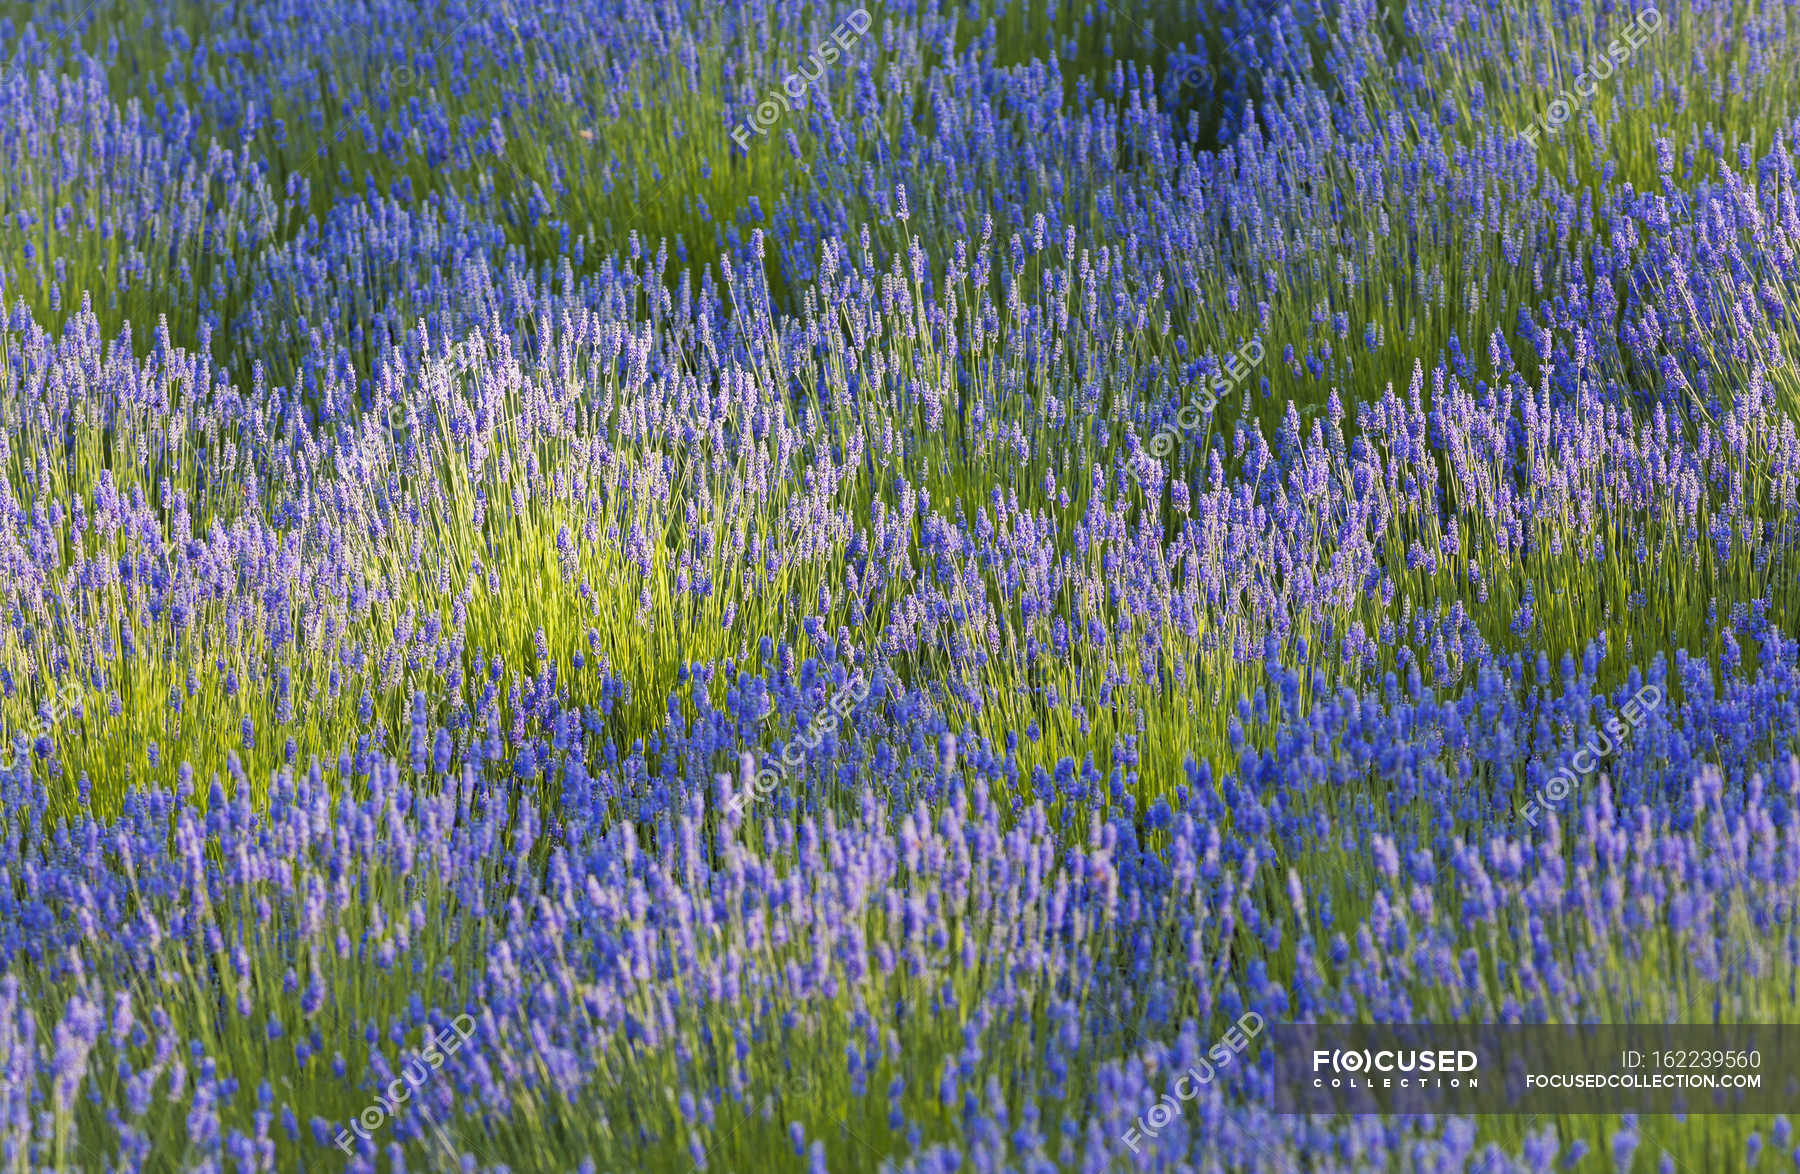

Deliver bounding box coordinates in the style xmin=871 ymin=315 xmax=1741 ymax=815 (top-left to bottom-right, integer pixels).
xmin=1 ymin=0 xmax=1798 ymax=1170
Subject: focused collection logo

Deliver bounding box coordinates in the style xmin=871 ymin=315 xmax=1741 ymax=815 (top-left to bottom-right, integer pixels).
xmin=1310 ymin=1048 xmax=1480 ymax=1089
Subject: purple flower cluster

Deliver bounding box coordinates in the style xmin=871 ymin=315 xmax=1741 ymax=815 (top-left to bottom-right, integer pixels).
xmin=0 ymin=0 xmax=1797 ymax=1169
xmin=1 ymin=735 xmax=1795 ymax=1170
